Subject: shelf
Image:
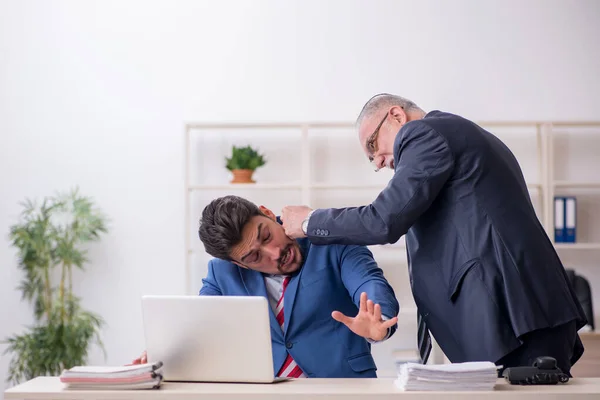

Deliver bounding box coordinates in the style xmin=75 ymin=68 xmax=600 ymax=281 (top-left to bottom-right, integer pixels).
xmin=187 ymin=122 xmax=354 ymax=130
xmin=312 ymin=183 xmax=542 ymax=190
xmin=189 ymin=183 xmax=388 ymax=190
xmin=189 ymin=245 xmax=407 ymax=255
xmin=312 ymin=183 xmax=542 ymax=191
xmin=553 ymin=181 xmax=600 ymax=189
xmin=189 ymin=182 xmax=541 ymax=191
xmin=554 ymin=243 xmax=600 ymax=250
xmin=188 ymin=183 xmax=303 ymax=190
xmin=310 ymin=183 xmax=387 ymax=190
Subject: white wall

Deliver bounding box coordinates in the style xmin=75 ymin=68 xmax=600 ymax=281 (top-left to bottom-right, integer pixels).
xmin=1 ymin=0 xmax=600 ymax=391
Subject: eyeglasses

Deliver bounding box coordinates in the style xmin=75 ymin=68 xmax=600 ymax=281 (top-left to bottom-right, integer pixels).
xmin=366 ymin=112 xmax=388 ymax=171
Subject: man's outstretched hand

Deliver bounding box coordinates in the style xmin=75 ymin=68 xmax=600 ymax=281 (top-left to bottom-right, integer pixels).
xmin=332 ymin=292 xmax=398 ymax=341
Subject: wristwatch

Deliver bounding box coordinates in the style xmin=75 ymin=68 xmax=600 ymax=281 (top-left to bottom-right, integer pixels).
xmin=301 ymin=210 xmax=315 ymax=235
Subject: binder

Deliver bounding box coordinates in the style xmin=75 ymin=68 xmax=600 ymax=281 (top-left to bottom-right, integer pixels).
xmin=564 ymin=196 xmax=577 ymax=243
xmin=554 ymin=197 xmax=565 ymax=243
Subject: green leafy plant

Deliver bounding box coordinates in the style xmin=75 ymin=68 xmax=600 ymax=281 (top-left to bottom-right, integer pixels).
xmin=225 ymin=145 xmax=266 ymax=171
xmin=2 ymin=187 xmax=108 ymax=385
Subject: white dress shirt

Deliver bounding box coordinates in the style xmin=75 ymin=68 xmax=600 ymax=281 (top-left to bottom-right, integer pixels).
xmin=264 ymin=274 xmax=288 ymax=313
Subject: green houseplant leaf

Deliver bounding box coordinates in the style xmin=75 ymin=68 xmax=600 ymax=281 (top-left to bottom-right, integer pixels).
xmin=2 ymin=187 xmax=108 ymax=385
xmin=225 ymin=145 xmax=266 ymax=171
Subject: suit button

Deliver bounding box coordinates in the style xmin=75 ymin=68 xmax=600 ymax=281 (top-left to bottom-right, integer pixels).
xmin=286 ymin=342 xmax=293 ymax=349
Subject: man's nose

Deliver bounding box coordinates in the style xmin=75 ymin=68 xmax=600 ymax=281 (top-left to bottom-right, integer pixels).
xmin=262 ymin=245 xmax=281 ymax=261
xmin=373 ymin=155 xmax=385 ymax=171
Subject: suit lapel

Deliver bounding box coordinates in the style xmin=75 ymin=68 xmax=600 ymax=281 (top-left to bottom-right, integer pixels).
xmin=283 ymin=239 xmax=311 ymax=334
xmin=283 ymin=274 xmax=300 ymax=334
xmin=239 ymin=268 xmax=283 ymax=341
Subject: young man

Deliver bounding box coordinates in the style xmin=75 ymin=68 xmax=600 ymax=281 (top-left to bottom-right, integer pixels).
xmin=195 ymin=195 xmax=399 ymax=378
xmin=133 ymin=195 xmax=399 ymax=378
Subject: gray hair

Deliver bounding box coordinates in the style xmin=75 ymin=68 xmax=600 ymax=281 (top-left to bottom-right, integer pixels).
xmin=355 ymin=93 xmax=424 ymax=127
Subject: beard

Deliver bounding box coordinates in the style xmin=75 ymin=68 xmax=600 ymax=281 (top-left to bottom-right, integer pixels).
xmin=277 ymin=242 xmax=302 ymax=273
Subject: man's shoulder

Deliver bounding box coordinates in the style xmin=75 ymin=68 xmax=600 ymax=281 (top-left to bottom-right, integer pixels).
xmin=208 ymin=258 xmax=241 ymax=273
xmin=299 ymin=238 xmax=371 ymax=260
xmin=395 ymin=110 xmax=471 ymax=148
xmin=424 ymin=109 xmax=468 ymax=121
xmin=298 ymin=237 xmax=338 ymax=254
xmin=405 ymin=110 xmax=466 ymax=131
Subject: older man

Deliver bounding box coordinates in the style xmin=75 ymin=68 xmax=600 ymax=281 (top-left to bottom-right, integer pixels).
xmin=281 ymin=93 xmax=587 ymax=376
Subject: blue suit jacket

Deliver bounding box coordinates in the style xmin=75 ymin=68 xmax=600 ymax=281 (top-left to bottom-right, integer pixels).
xmin=306 ymin=111 xmax=587 ymax=365
xmin=199 ymin=238 xmax=399 ymax=378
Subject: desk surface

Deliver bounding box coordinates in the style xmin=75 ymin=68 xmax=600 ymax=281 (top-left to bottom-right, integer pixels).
xmin=5 ymin=377 xmax=600 ymax=400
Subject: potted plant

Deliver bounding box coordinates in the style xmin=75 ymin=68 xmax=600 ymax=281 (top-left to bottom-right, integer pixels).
xmin=2 ymin=187 xmax=108 ymax=385
xmin=225 ymin=145 xmax=266 ymax=183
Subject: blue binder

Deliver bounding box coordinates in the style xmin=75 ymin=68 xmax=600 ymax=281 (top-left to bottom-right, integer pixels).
xmin=554 ymin=196 xmax=565 ymax=243
xmin=564 ymin=196 xmax=577 ymax=243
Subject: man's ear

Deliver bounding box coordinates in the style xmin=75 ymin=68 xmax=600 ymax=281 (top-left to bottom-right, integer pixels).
xmin=390 ymin=105 xmax=407 ymax=125
xmin=259 ymin=205 xmax=276 ymax=220
xmin=232 ymin=261 xmax=247 ymax=269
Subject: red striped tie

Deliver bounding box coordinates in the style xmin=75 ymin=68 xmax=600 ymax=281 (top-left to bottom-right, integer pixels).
xmin=275 ymin=276 xmax=306 ymax=378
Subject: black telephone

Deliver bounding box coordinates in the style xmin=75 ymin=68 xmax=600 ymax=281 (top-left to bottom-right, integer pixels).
xmin=502 ymin=357 xmax=570 ymax=385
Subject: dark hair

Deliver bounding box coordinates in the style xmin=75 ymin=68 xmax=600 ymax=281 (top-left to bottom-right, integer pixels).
xmin=198 ymin=195 xmax=262 ymax=261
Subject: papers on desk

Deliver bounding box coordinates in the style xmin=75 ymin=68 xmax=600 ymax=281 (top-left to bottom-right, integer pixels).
xmin=394 ymin=361 xmax=498 ymax=391
xmin=59 ymin=361 xmax=163 ymax=390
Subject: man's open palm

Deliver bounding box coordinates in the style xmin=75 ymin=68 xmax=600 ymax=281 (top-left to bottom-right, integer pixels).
xmin=331 ymin=292 xmax=398 ymax=341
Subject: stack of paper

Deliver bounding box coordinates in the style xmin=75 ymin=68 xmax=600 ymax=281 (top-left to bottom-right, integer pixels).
xmin=60 ymin=361 xmax=163 ymax=390
xmin=395 ymin=361 xmax=498 ymax=391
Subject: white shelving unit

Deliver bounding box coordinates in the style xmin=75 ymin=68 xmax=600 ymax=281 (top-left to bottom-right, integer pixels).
xmin=547 ymin=122 xmax=600 ymax=254
xmin=555 ymin=243 xmax=600 ymax=250
xmin=184 ymin=120 xmax=600 ymax=372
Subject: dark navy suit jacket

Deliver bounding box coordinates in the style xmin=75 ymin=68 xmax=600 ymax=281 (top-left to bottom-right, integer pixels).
xmin=199 ymin=238 xmax=399 ymax=378
xmin=306 ymin=110 xmax=587 ymax=364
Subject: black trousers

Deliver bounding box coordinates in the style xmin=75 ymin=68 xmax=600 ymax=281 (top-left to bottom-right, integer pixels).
xmin=496 ymin=320 xmax=584 ymax=377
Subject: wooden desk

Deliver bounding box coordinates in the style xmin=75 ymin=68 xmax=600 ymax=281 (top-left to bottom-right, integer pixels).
xmin=572 ymin=332 xmax=600 ymax=377
xmin=5 ymin=377 xmax=600 ymax=400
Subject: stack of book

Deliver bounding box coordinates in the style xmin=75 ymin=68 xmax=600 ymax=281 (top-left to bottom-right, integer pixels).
xmin=59 ymin=361 xmax=163 ymax=390
xmin=395 ymin=361 xmax=498 ymax=391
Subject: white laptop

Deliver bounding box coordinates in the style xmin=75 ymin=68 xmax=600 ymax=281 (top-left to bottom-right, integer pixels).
xmin=141 ymin=295 xmax=286 ymax=383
